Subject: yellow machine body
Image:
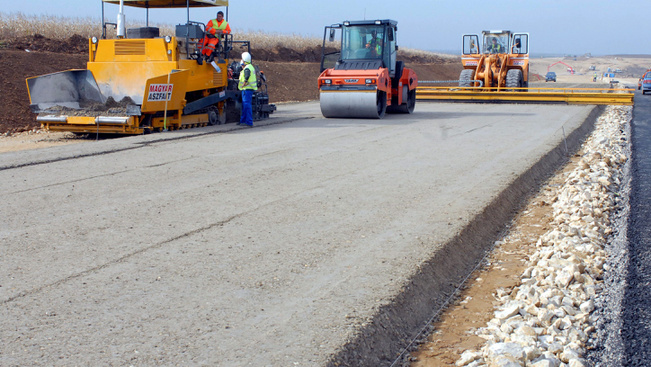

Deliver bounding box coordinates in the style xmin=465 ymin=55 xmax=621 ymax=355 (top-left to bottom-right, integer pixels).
xmin=25 ymin=0 xmax=243 ymax=135
xmin=27 ymin=36 xmax=228 ymax=134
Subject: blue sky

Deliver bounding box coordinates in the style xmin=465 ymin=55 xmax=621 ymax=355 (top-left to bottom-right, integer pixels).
xmin=2 ymin=0 xmax=647 ymax=55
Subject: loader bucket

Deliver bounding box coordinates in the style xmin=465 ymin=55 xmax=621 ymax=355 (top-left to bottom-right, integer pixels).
xmin=26 ymin=70 xmax=105 ymax=113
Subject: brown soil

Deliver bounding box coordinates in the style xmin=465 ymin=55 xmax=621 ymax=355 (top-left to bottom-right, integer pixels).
xmin=410 ymin=158 xmax=579 ymax=366
xmin=0 ymin=34 xmax=460 ymax=134
xmin=6 ymin=34 xmax=89 ymax=54
xmin=0 ymin=50 xmax=88 ymax=134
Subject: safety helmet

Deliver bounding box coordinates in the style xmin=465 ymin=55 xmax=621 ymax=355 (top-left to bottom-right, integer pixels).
xmin=241 ymin=52 xmax=252 ymax=64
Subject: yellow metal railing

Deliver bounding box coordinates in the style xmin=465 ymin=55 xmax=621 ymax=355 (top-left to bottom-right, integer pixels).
xmin=416 ymin=86 xmax=635 ymax=105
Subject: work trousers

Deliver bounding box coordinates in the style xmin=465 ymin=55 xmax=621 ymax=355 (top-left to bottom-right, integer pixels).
xmin=199 ymin=36 xmax=218 ymax=57
xmin=240 ymin=90 xmax=254 ymax=126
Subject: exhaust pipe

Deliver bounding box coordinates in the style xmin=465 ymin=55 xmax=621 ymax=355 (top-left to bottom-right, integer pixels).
xmin=117 ymin=0 xmax=126 ymax=38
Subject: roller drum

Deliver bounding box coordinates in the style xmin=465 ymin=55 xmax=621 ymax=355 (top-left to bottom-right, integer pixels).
xmin=320 ymin=89 xmax=386 ymax=119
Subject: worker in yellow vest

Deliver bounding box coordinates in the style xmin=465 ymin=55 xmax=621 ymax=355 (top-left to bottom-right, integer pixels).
xmin=365 ymin=30 xmax=383 ymax=57
xmin=237 ymin=52 xmax=257 ymax=127
xmin=198 ymin=11 xmax=231 ymax=64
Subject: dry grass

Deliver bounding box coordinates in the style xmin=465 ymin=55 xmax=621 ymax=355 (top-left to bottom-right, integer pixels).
xmin=0 ymin=13 xmax=100 ymax=40
xmin=0 ymin=12 xmax=454 ymax=60
xmin=400 ymin=47 xmax=458 ymax=60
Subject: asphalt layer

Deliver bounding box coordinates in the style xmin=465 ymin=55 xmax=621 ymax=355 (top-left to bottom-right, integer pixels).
xmin=622 ymin=92 xmax=651 ymax=366
xmin=0 ymin=102 xmax=596 ymax=366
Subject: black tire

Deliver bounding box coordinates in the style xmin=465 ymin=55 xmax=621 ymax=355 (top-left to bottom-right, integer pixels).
xmin=459 ymin=69 xmax=475 ymax=88
xmin=393 ymin=61 xmax=404 ymax=89
xmin=376 ymin=91 xmax=387 ymax=119
xmin=396 ymin=89 xmax=416 ymax=114
xmin=387 ymin=87 xmax=416 ymax=114
xmin=207 ymin=109 xmax=218 ymax=126
xmin=506 ymin=69 xmax=523 ymax=91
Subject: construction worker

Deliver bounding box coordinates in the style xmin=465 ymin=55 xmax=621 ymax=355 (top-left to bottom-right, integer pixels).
xmin=237 ymin=52 xmax=257 ymax=127
xmin=366 ymin=30 xmax=382 ymax=57
xmin=198 ymin=11 xmax=231 ymax=64
xmin=513 ymin=38 xmax=522 ymax=53
xmin=487 ymin=37 xmax=503 ymax=54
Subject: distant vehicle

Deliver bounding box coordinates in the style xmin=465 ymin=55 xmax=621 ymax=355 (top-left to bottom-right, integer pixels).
xmin=545 ymin=72 xmax=557 ymax=82
xmin=641 ymin=72 xmax=651 ymax=94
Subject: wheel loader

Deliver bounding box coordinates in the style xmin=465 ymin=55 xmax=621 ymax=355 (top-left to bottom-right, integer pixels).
xmin=459 ymin=30 xmax=530 ymax=91
xmin=26 ymin=0 xmax=275 ymax=135
xmin=317 ymin=20 xmax=418 ymax=119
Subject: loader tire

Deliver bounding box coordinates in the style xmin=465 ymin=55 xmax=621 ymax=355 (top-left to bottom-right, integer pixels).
xmin=459 ymin=69 xmax=475 ymax=88
xmin=506 ymin=69 xmax=523 ymax=91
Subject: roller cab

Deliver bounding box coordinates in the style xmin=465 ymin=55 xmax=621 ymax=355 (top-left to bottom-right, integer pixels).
xmin=318 ymin=19 xmax=417 ymax=119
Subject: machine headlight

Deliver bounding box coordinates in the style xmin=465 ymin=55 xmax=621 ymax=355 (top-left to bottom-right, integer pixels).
xmin=164 ymin=35 xmax=172 ymax=43
xmin=374 ymin=20 xmax=381 ymax=25
xmin=91 ymin=36 xmax=98 ymax=44
xmin=324 ymin=79 xmax=332 ymax=84
xmin=365 ymin=79 xmax=373 ymax=84
xmin=343 ymin=21 xmax=350 ymax=26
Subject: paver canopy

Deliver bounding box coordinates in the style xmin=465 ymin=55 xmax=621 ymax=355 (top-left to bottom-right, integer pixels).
xmin=102 ymin=0 xmax=228 ymax=8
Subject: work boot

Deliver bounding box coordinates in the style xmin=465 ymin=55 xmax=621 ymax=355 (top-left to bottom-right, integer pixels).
xmin=207 ymin=53 xmax=215 ymax=64
xmin=196 ymin=55 xmax=203 ymax=65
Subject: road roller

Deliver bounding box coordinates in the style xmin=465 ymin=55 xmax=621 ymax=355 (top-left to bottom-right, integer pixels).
xmin=317 ymin=20 xmax=418 ymax=119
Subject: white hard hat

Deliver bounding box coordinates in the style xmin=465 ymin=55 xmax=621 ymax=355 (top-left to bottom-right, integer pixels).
xmin=241 ymin=52 xmax=252 ymax=63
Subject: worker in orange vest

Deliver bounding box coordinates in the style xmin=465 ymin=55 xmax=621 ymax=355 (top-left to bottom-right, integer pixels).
xmin=198 ymin=11 xmax=231 ymax=64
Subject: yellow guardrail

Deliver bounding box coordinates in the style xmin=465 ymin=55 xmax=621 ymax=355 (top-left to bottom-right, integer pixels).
xmin=416 ymin=86 xmax=635 ymax=105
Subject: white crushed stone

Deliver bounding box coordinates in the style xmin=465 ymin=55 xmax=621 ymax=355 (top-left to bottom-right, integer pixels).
xmin=454 ymin=105 xmax=632 ymax=367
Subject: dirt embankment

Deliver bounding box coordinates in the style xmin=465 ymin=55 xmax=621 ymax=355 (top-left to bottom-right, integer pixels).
xmin=0 ymin=34 xmax=461 ymax=133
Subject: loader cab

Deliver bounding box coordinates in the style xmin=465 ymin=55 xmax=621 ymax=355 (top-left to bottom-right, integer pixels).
xmin=321 ymin=20 xmax=399 ymax=77
xmin=483 ymin=30 xmax=511 ymax=54
xmin=462 ymin=30 xmax=529 ymax=55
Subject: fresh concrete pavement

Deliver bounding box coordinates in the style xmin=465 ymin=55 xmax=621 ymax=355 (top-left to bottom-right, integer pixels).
xmin=0 ymin=102 xmax=598 ymax=366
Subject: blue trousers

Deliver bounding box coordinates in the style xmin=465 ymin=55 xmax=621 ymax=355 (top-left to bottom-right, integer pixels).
xmin=240 ymin=90 xmax=253 ymax=125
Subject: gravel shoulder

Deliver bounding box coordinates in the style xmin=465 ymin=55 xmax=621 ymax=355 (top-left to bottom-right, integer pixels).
xmin=412 ymin=105 xmax=632 ymax=367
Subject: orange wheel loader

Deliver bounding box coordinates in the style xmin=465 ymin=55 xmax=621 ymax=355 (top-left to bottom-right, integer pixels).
xmin=460 ymin=30 xmax=530 ymax=91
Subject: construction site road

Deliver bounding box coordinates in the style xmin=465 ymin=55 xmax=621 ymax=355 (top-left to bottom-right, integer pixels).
xmin=0 ymin=101 xmax=598 ymax=366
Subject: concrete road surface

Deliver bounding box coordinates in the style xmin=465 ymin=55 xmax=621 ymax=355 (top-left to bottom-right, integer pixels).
xmin=0 ymin=102 xmax=597 ymax=366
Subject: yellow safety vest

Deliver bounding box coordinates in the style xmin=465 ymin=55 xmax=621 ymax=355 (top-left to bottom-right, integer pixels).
xmin=238 ymin=63 xmax=257 ymax=90
xmin=207 ymin=19 xmax=229 ymax=35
